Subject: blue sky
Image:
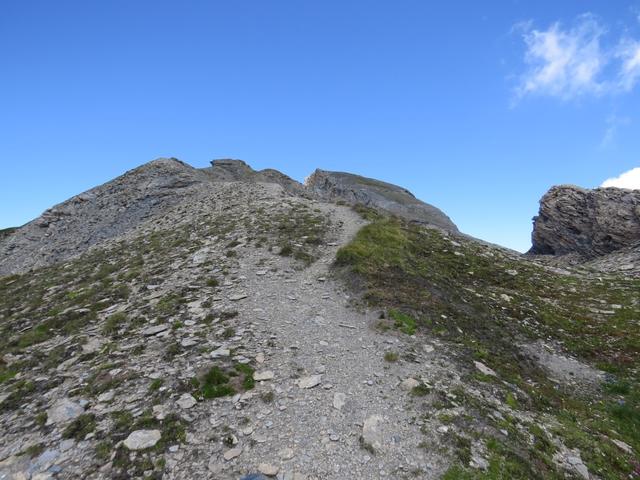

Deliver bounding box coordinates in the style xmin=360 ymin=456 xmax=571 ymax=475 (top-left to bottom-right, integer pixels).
xmin=1 ymin=1 xmax=639 ymax=251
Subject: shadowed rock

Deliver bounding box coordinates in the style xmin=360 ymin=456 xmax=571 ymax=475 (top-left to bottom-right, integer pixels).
xmin=529 ymin=185 xmax=640 ymax=257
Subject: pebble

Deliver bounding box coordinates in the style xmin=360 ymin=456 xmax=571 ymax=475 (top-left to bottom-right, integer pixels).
xmin=223 ymin=447 xmax=242 ymax=460
xmin=400 ymin=378 xmax=420 ymax=391
xmin=298 ymin=375 xmax=322 ymax=389
xmin=259 ymin=463 xmax=279 ymax=476
xmin=333 ymin=392 xmax=346 ymax=411
xmin=254 ymin=371 xmax=275 ymax=381
xmin=176 ymin=393 xmax=197 ymax=409
xmin=473 ymin=361 xmax=497 ymax=377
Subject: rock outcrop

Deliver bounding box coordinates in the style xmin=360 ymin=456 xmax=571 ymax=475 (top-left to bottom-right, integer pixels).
xmin=529 ymin=185 xmax=640 ymax=257
xmin=203 ymin=159 xmax=308 ymax=197
xmin=304 ymin=169 xmax=458 ymax=231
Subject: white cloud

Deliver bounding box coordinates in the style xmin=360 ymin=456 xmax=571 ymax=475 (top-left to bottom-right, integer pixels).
xmin=514 ymin=14 xmax=640 ymax=100
xmin=516 ymin=14 xmax=607 ymax=99
xmin=616 ymin=39 xmax=640 ymax=91
xmin=601 ymin=167 xmax=640 ymax=189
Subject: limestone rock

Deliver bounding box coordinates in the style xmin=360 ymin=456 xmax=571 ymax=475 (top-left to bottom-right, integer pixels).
xmin=46 ymin=398 xmax=84 ymax=425
xmin=400 ymin=378 xmax=420 ymax=391
xmin=362 ymin=415 xmax=384 ymax=451
xmin=297 ymin=375 xmax=322 ymax=389
xmin=474 ymin=361 xmax=497 ymax=377
xmin=333 ymin=392 xmax=346 ymax=411
xmin=142 ymin=324 xmax=170 ymax=336
xmin=304 ymin=169 xmax=458 ymax=231
xmin=176 ymin=393 xmax=197 ymax=409
xmin=253 ymin=370 xmax=275 ymax=381
xmin=258 ymin=463 xmax=279 ymax=476
xmin=124 ymin=430 xmax=162 ymax=450
xmin=223 ymin=447 xmax=242 ymax=461
xmin=530 ymin=185 xmax=640 ymax=257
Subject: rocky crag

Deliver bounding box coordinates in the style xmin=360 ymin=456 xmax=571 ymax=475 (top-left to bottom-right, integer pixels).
xmin=529 ymin=185 xmax=640 ymax=257
xmin=0 ymin=159 xmax=638 ymax=480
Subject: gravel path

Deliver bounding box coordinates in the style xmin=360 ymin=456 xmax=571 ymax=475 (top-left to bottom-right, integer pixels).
xmin=189 ymin=202 xmax=455 ymax=479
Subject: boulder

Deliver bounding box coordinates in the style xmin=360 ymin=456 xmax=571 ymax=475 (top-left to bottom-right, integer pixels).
xmin=529 ymin=185 xmax=640 ymax=257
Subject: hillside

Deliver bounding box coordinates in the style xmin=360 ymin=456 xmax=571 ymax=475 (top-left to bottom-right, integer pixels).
xmin=0 ymin=159 xmax=638 ymax=480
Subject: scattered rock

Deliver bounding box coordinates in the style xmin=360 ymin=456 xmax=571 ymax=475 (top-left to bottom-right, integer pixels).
xmin=46 ymin=398 xmax=84 ymax=425
xmin=211 ymin=347 xmax=231 ymax=358
xmin=142 ymin=324 xmax=170 ymax=336
xmin=229 ymin=293 xmax=248 ymax=301
xmin=176 ymin=393 xmax=197 ymax=409
xmin=400 ymin=378 xmax=420 ymax=391
xmin=611 ymin=439 xmax=633 ymax=454
xmin=223 ymin=447 xmax=242 ymax=461
xmin=258 ymin=463 xmax=279 ymax=476
xmin=297 ymin=375 xmax=322 ymax=389
xmin=253 ymin=371 xmax=275 ymax=381
xmin=473 ymin=361 xmax=497 ymax=377
xmin=333 ymin=392 xmax=346 ymax=411
xmin=362 ymin=415 xmax=384 ymax=452
xmin=124 ymin=430 xmax=162 ymax=450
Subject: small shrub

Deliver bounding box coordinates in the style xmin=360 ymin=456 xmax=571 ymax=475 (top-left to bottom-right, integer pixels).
xmin=197 ymin=366 xmax=235 ymax=399
xmin=384 ymin=351 xmax=399 ymax=362
xmin=62 ymin=413 xmax=96 ymax=440
xmin=102 ymin=312 xmax=127 ymax=336
xmin=149 ymin=378 xmax=164 ymax=391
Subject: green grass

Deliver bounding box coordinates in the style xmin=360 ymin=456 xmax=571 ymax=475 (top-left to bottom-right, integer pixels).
xmin=102 ymin=312 xmax=127 ymax=336
xmin=335 ymin=216 xmax=640 ymax=479
xmin=62 ymin=413 xmax=96 ymax=440
xmin=196 ymin=366 xmax=235 ymax=399
xmin=389 ymin=309 xmax=417 ymax=335
xmin=149 ymin=378 xmax=164 ymax=391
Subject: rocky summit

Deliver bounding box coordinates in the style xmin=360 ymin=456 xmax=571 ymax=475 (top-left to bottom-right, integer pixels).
xmin=0 ymin=159 xmax=638 ymax=480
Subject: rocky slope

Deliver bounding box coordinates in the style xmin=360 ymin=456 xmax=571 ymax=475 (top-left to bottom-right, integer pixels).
xmin=529 ymin=185 xmax=640 ymax=257
xmin=305 ymin=170 xmax=458 ymax=232
xmin=0 ymin=160 xmax=455 ymax=276
xmin=0 ymin=159 xmax=213 ymax=276
xmin=0 ymin=159 xmax=638 ymax=480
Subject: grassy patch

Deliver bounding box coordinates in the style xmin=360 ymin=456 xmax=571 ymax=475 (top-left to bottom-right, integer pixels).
xmin=62 ymin=413 xmax=96 ymax=440
xmin=335 ymin=215 xmax=640 ymax=479
xmin=383 ymin=351 xmax=399 ymax=362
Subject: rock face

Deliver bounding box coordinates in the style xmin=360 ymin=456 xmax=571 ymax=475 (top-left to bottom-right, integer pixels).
xmin=529 ymin=185 xmax=640 ymax=257
xmin=304 ymin=169 xmax=458 ymax=231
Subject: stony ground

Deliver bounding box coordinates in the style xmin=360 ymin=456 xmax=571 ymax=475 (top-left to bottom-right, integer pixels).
xmin=0 ymin=181 xmax=638 ymax=480
xmin=0 ymin=183 xmax=467 ymax=479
